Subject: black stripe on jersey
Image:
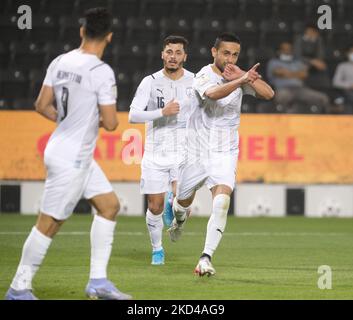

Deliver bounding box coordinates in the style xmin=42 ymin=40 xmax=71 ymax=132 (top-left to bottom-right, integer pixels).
xmin=150 ymin=74 xmax=155 ymax=79
xmin=90 ymin=62 xmax=106 ymax=71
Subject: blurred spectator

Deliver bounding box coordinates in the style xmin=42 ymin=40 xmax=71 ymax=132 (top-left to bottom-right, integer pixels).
xmin=267 ymin=42 xmax=330 ymax=113
xmin=294 ymin=23 xmax=331 ymax=90
xmin=332 ymin=45 xmax=353 ymax=114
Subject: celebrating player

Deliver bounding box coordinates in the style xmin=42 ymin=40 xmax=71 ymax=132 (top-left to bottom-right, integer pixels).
xmin=129 ymin=36 xmax=194 ymax=265
xmin=5 ymin=8 xmax=131 ymax=300
xmin=168 ymin=33 xmax=275 ymax=276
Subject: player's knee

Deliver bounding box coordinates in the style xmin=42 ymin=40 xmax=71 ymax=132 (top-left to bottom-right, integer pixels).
xmin=148 ymin=199 xmax=164 ymax=215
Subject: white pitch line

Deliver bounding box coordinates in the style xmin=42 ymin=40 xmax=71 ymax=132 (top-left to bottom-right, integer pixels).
xmin=0 ymin=231 xmax=350 ymax=236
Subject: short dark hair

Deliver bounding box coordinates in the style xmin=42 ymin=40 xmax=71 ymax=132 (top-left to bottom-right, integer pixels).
xmin=82 ymin=7 xmax=112 ymax=40
xmin=163 ymin=35 xmax=189 ymax=52
xmin=214 ymin=33 xmax=241 ymax=49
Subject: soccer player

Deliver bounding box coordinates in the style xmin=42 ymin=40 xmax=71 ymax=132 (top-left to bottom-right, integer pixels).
xmin=5 ymin=8 xmax=131 ymax=300
xmin=129 ymin=35 xmax=194 ymax=265
xmin=168 ymin=33 xmax=275 ymax=276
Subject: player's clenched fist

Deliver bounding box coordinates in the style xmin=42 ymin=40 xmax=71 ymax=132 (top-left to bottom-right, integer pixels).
xmin=162 ymin=99 xmax=180 ymax=116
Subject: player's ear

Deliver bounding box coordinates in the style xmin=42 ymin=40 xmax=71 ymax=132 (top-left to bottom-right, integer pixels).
xmin=80 ymin=27 xmax=85 ymax=39
xmin=183 ymin=53 xmax=187 ymax=62
xmin=106 ymin=32 xmax=113 ymax=44
xmin=211 ymin=47 xmax=217 ymax=59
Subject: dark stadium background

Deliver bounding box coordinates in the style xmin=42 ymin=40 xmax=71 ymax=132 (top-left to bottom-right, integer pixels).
xmin=0 ymin=0 xmax=352 ymax=112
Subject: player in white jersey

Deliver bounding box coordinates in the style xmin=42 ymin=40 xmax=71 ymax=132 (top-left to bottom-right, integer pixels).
xmin=129 ymin=36 xmax=194 ymax=265
xmin=5 ymin=8 xmax=131 ymax=300
xmin=168 ymin=33 xmax=275 ymax=276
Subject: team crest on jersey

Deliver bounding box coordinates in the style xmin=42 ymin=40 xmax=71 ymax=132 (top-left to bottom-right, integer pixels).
xmin=186 ymin=87 xmax=194 ymax=98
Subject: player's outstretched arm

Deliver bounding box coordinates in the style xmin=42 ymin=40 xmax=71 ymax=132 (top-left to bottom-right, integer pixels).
xmin=205 ymin=63 xmax=260 ymax=100
xmin=34 ymin=85 xmax=58 ymax=122
xmin=223 ymin=63 xmax=274 ymax=100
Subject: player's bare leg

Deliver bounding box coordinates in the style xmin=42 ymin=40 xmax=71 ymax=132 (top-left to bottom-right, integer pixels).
xmin=195 ymin=184 xmax=232 ymax=277
xmin=146 ymin=193 xmax=165 ymax=265
xmin=86 ymin=192 xmax=132 ymax=300
xmin=5 ymin=213 xmax=65 ymax=300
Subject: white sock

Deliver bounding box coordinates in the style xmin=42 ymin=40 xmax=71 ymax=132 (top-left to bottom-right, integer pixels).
xmin=172 ymin=198 xmax=190 ymax=225
xmin=146 ymin=209 xmax=163 ymax=252
xmin=90 ymin=214 xmax=116 ymax=279
xmin=11 ymin=226 xmax=52 ymax=291
xmin=203 ymin=194 xmax=230 ymax=257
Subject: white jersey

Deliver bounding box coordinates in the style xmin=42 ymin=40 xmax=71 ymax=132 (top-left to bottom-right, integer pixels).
xmin=130 ymin=69 xmax=195 ymax=161
xmin=43 ymin=49 xmax=117 ymax=167
xmin=187 ymin=64 xmax=255 ymax=157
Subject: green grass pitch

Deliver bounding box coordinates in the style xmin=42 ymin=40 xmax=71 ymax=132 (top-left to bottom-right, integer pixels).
xmin=0 ymin=214 xmax=352 ymax=300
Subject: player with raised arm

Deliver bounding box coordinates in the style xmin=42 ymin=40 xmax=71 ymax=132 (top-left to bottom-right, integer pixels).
xmin=168 ymin=33 xmax=275 ymax=276
xmin=129 ymin=36 xmax=194 ymax=265
xmin=5 ymin=8 xmax=131 ymax=300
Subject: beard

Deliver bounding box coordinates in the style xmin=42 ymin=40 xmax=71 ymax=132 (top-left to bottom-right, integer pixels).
xmin=215 ymin=61 xmax=227 ymax=73
xmin=165 ymin=61 xmax=183 ymax=73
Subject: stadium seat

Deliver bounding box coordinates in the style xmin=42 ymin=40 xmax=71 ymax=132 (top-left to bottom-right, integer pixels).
xmin=206 ymin=0 xmax=241 ymax=19
xmin=189 ymin=44 xmax=212 ymax=73
xmin=324 ymin=48 xmax=346 ymax=78
xmin=11 ymin=41 xmax=46 ymax=71
xmin=42 ymin=0 xmax=79 ymax=15
xmin=337 ymin=0 xmax=353 ymax=20
xmin=304 ymin=0 xmax=338 ymax=19
xmin=29 ymin=14 xmax=57 ymax=43
xmin=174 ymin=0 xmax=205 ymax=18
xmin=327 ymin=21 xmax=353 ymax=50
xmin=59 ymin=16 xmax=84 ymax=46
xmin=260 ymin=20 xmax=293 ymax=48
xmin=28 ymin=69 xmax=46 ymax=98
xmin=272 ymin=0 xmax=306 ymax=21
xmin=0 ymin=43 xmax=11 ymax=69
xmin=140 ymin=0 xmax=176 ymax=19
xmin=111 ymin=17 xmax=125 ymax=44
xmin=146 ymin=44 xmax=163 ymax=71
xmin=117 ymin=43 xmax=148 ymax=72
xmin=77 ymin=0 xmax=113 ymax=14
xmin=0 ymin=14 xmax=28 ymax=43
xmin=43 ymin=42 xmax=75 ymax=66
xmin=225 ymin=19 xmax=259 ymax=48
xmin=7 ymin=0 xmax=44 ymax=13
xmin=0 ymin=69 xmax=28 ymax=99
xmin=125 ymin=17 xmax=159 ymax=45
xmin=116 ymin=72 xmax=133 ymax=106
xmin=101 ymin=43 xmax=119 ymax=68
xmin=160 ymin=17 xmax=193 ymax=41
xmin=111 ymin=0 xmax=141 ymax=17
xmin=192 ymin=18 xmax=224 ymax=44
xmin=238 ymin=0 xmax=273 ymax=20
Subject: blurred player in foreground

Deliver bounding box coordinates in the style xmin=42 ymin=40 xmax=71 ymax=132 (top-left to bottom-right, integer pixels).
xmin=168 ymin=33 xmax=275 ymax=276
xmin=129 ymin=36 xmax=194 ymax=265
xmin=5 ymin=8 xmax=131 ymax=300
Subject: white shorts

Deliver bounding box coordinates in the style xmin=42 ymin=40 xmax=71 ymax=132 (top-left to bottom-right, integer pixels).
xmin=40 ymin=158 xmax=113 ymax=220
xmin=140 ymin=156 xmax=178 ymax=194
xmin=177 ymin=151 xmax=239 ymax=200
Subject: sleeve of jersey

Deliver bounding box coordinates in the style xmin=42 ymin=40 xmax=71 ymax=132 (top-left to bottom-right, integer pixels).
xmin=129 ymin=77 xmax=163 ymax=123
xmin=95 ymin=66 xmax=117 ymax=105
xmin=193 ymin=73 xmax=217 ymax=100
xmin=241 ymin=84 xmax=256 ymax=97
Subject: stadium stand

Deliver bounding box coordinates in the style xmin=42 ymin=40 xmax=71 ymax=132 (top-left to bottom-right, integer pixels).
xmin=0 ymin=0 xmax=352 ymax=112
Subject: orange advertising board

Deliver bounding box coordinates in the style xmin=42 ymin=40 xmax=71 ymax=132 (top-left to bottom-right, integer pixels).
xmin=0 ymin=111 xmax=352 ymax=183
